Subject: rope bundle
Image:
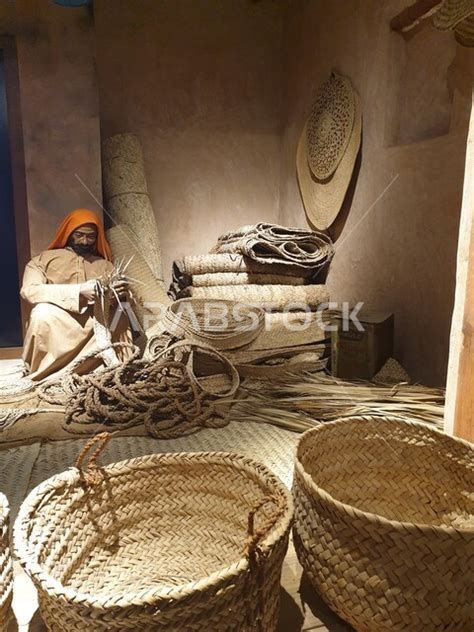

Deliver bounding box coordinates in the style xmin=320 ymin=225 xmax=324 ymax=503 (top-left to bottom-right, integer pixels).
xmin=61 ymin=341 xmax=240 ymax=438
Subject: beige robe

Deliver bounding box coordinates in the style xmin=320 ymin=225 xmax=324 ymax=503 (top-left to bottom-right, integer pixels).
xmin=21 ymin=248 xmax=132 ymax=381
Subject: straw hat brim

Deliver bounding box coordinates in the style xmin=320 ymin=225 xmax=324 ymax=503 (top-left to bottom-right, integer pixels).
xmin=432 ymin=0 xmax=474 ymax=29
xmin=297 ymin=94 xmax=362 ymax=231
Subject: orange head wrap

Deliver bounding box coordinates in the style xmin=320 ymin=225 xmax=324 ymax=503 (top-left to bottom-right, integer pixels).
xmin=47 ymin=209 xmax=112 ymax=261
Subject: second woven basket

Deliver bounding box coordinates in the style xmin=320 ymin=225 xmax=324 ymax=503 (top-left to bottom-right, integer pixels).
xmin=14 ymin=436 xmax=293 ymax=631
xmin=293 ymin=416 xmax=474 ymax=632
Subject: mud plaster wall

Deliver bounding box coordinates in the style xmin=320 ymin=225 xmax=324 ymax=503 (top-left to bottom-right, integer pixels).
xmin=93 ymin=0 xmax=284 ymax=285
xmin=1 ymin=0 xmax=102 ymax=259
xmin=2 ymin=0 xmax=470 ymax=385
xmin=279 ymin=0 xmax=474 ymax=385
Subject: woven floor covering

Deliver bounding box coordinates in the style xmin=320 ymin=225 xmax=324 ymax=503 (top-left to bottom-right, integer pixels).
xmin=0 ymin=444 xmax=41 ymax=519
xmin=0 ymin=421 xmax=297 ymax=521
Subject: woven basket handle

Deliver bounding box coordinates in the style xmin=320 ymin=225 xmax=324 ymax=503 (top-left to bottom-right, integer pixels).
xmin=75 ymin=432 xmax=112 ymax=484
xmin=244 ymin=494 xmax=283 ymax=562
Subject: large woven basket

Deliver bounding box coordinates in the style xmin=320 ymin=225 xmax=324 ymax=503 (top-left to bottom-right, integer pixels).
xmin=0 ymin=492 xmax=13 ymax=632
xmin=14 ymin=435 xmax=293 ymax=631
xmin=293 ymin=416 xmax=474 ymax=632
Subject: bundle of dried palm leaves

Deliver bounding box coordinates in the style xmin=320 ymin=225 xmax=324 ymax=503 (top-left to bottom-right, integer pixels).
xmin=97 ymin=257 xmax=143 ymax=304
xmin=233 ymin=373 xmax=445 ymax=432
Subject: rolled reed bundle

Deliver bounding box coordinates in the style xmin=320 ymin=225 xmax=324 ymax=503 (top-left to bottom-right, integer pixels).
xmin=211 ymin=223 xmax=334 ymax=269
xmin=106 ymin=194 xmax=163 ymax=283
xmin=107 ymin=224 xmax=170 ymax=329
xmin=175 ymin=284 xmax=330 ymax=310
xmin=236 ymin=355 xmax=328 ymax=380
xmin=242 ymin=311 xmax=332 ymax=351
xmin=172 ymin=254 xmax=318 ymax=285
xmin=192 ymin=272 xmax=308 ymax=287
xmin=225 ymin=343 xmax=327 ymax=365
xmin=102 ymin=133 xmax=163 ymax=282
xmin=169 ymin=271 xmax=309 ymax=300
xmin=102 ymin=134 xmax=148 ymax=198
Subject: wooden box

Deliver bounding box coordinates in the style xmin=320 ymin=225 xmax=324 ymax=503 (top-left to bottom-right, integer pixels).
xmin=331 ymin=311 xmax=394 ymax=380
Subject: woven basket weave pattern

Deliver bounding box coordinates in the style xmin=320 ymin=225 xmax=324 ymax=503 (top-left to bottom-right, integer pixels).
xmin=293 ymin=416 xmax=474 ymax=632
xmin=15 ymin=451 xmax=293 ymax=631
xmin=0 ymin=493 xmax=13 ymax=632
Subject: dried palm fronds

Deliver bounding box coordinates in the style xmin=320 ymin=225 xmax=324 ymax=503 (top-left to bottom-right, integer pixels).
xmin=97 ymin=257 xmax=142 ymax=302
xmin=233 ymin=373 xmax=445 ymax=432
xmin=97 ymin=257 xmax=144 ymax=326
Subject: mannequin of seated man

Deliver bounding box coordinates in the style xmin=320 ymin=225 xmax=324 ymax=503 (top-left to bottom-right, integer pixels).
xmin=20 ymin=209 xmax=133 ymax=381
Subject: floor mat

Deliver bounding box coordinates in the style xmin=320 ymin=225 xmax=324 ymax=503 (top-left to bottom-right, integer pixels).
xmin=0 ymin=443 xmax=41 ymax=519
xmin=28 ymin=420 xmax=298 ymax=494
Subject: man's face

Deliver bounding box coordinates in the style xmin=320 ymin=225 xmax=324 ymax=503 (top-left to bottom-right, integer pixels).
xmin=67 ymin=223 xmax=98 ymax=256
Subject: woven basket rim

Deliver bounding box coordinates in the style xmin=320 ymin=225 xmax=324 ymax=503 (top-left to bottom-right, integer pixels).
xmin=295 ymin=415 xmax=474 ymax=536
xmin=14 ymin=450 xmax=294 ymax=610
xmin=0 ymin=491 xmax=13 ymax=613
xmin=0 ymin=492 xmax=9 ymax=525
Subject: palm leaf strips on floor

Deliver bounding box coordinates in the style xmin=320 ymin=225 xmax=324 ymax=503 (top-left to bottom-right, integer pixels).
xmin=235 ymin=373 xmax=445 ymax=431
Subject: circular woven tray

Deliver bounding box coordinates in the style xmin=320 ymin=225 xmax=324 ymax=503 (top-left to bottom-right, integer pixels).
xmin=293 ymin=416 xmax=474 ymax=632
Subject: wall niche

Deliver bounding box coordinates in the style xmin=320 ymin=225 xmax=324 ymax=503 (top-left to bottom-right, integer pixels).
xmin=389 ymin=25 xmax=456 ymax=146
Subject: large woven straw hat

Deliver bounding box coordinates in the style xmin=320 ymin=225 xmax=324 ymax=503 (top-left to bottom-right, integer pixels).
xmin=433 ymin=0 xmax=474 ymax=46
xmin=297 ymin=73 xmax=361 ymax=230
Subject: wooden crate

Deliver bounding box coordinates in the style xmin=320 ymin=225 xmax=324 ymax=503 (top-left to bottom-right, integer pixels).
xmin=331 ymin=311 xmax=394 ymax=380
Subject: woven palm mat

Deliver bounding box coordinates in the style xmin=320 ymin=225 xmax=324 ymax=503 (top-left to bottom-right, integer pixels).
xmin=27 ymin=420 xmax=297 ymax=494
xmin=0 ymin=443 xmax=41 ymax=519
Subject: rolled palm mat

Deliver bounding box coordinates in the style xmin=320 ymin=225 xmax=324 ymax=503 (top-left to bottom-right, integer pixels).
xmin=211 ymin=223 xmax=334 ymax=269
xmin=195 ymin=342 xmax=329 ymax=379
xmin=169 ymin=271 xmax=309 ymax=300
xmin=191 ymin=271 xmax=308 ymax=287
xmin=174 ymin=284 xmax=330 ymax=310
xmin=225 ymin=342 xmax=327 ymax=364
xmin=242 ymin=310 xmax=332 ymax=351
xmin=172 ymin=253 xmax=318 ymax=288
xmin=107 ymin=224 xmax=170 ymax=329
xmin=235 ymin=355 xmax=329 ymax=379
xmin=102 ymin=133 xmax=164 ymax=283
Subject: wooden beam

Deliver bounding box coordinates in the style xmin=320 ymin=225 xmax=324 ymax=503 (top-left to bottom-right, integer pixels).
xmin=390 ymin=0 xmax=442 ymax=33
xmin=445 ymin=87 xmax=474 ymax=443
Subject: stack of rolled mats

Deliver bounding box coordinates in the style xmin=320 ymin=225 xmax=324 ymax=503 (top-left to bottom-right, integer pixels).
xmin=168 ymin=223 xmax=335 ymax=378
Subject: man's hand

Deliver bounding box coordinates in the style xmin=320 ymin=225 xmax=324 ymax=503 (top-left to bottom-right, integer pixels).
xmin=79 ymin=280 xmax=97 ymax=303
xmin=111 ymin=278 xmax=129 ymax=300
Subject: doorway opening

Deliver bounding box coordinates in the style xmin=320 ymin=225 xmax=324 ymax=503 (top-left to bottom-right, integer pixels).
xmin=0 ymin=50 xmax=22 ymax=347
xmin=0 ymin=38 xmax=30 ymax=354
